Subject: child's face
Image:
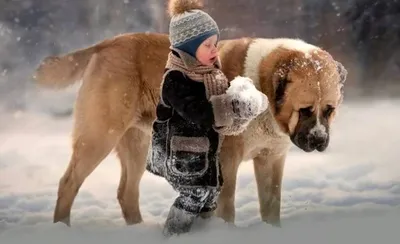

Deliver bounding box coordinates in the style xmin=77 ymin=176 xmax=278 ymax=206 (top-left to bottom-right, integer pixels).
xmin=195 ymin=35 xmax=219 ymax=66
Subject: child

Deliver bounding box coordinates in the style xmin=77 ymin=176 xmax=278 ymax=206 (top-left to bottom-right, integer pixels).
xmin=146 ymin=0 xmax=268 ymax=237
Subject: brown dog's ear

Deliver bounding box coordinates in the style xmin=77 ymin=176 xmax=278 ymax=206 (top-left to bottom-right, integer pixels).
xmin=272 ymin=67 xmax=290 ymax=114
xmin=335 ymin=60 xmax=347 ymax=104
xmin=336 ymin=60 xmax=347 ymax=85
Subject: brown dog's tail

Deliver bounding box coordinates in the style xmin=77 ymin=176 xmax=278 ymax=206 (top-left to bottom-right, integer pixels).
xmin=33 ymin=45 xmax=98 ymax=89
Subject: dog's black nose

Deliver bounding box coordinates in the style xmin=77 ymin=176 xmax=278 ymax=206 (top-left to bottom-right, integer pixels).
xmin=310 ymin=136 xmax=328 ymax=152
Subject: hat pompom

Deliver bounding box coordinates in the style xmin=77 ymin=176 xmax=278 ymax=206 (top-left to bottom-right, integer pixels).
xmin=168 ymin=0 xmax=204 ymax=17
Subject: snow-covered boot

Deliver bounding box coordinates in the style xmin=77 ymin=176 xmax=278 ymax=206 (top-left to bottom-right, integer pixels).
xmin=199 ymin=210 xmax=214 ymax=219
xmin=162 ymin=206 xmax=196 ymax=237
xmin=199 ymin=201 xmax=217 ymax=219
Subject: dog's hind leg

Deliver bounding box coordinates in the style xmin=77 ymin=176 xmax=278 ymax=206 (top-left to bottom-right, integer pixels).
xmin=116 ymin=127 xmax=150 ymax=225
xmin=53 ymin=127 xmax=124 ymax=226
xmin=53 ymin=53 xmax=140 ymax=226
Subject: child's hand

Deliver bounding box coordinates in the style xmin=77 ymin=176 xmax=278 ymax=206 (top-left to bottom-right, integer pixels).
xmin=231 ymin=98 xmax=258 ymax=118
xmin=210 ymin=76 xmax=269 ymax=136
xmin=227 ymin=76 xmax=269 ymax=119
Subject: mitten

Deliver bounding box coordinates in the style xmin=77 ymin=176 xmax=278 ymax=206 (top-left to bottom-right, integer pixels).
xmin=213 ymin=117 xmax=251 ymax=136
xmin=210 ymin=93 xmax=252 ymax=135
xmin=209 ymin=93 xmax=235 ymax=128
xmin=226 ymin=76 xmax=269 ymax=119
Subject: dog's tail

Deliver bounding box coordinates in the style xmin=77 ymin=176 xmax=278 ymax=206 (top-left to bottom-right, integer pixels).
xmin=33 ymin=45 xmax=98 ymax=89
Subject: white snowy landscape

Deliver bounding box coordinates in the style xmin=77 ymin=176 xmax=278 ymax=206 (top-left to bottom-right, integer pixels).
xmin=0 ymin=86 xmax=399 ymax=243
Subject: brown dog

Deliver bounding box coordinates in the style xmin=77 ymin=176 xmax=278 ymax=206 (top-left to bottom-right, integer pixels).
xmin=34 ymin=32 xmax=347 ymax=227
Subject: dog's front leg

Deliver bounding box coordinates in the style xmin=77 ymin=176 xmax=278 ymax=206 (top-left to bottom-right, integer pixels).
xmin=253 ymin=149 xmax=287 ymax=226
xmin=215 ymin=140 xmax=242 ymax=223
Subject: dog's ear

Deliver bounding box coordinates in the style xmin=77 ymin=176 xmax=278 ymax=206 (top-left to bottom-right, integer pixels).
xmin=335 ymin=60 xmax=347 ymax=104
xmin=272 ymin=65 xmax=290 ymax=114
xmin=336 ymin=60 xmax=347 ymax=85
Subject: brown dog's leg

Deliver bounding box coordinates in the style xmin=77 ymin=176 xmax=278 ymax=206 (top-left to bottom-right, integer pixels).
xmin=215 ymin=143 xmax=242 ymax=223
xmin=116 ymin=127 xmax=149 ymax=225
xmin=53 ymin=53 xmax=141 ymax=226
xmin=53 ymin=129 xmax=123 ymax=226
xmin=253 ymin=149 xmax=287 ymax=227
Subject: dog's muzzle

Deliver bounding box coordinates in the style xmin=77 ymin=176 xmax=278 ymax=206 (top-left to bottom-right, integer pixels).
xmin=291 ymin=129 xmax=329 ymax=152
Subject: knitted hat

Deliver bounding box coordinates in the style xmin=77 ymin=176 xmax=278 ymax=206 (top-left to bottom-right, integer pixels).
xmin=168 ymin=0 xmax=220 ymax=57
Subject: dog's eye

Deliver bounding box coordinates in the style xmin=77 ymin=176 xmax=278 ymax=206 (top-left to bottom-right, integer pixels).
xmin=299 ymin=106 xmax=313 ymax=117
xmin=323 ymin=105 xmax=335 ymax=117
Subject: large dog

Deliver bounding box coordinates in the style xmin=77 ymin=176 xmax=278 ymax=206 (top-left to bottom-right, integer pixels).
xmin=34 ymin=32 xmax=347 ymax=227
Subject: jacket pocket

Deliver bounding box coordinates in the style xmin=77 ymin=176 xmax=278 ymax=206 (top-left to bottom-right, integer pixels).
xmin=167 ymin=136 xmax=210 ymax=177
xmin=146 ymin=120 xmax=169 ymax=177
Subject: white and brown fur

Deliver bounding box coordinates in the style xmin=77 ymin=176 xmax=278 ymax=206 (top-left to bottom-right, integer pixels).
xmin=33 ymin=32 xmax=346 ymax=227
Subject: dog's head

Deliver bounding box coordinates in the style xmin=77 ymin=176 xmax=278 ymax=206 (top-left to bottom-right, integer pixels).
xmin=261 ymin=46 xmax=347 ymax=152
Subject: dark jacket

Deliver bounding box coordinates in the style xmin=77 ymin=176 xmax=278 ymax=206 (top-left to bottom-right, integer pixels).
xmin=146 ymin=52 xmax=223 ymax=188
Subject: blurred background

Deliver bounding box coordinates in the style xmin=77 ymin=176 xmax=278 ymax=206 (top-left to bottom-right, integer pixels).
xmin=0 ymin=0 xmax=399 ymax=114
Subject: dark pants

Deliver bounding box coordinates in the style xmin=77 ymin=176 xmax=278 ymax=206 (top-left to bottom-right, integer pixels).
xmin=163 ymin=186 xmax=221 ymax=237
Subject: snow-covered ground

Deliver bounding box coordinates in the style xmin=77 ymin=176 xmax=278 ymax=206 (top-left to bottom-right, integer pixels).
xmin=0 ymin=91 xmax=399 ymax=243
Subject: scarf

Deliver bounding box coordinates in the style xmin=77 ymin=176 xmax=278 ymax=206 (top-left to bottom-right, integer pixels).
xmin=164 ymin=48 xmax=242 ymax=137
xmin=164 ymin=48 xmax=229 ymax=99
